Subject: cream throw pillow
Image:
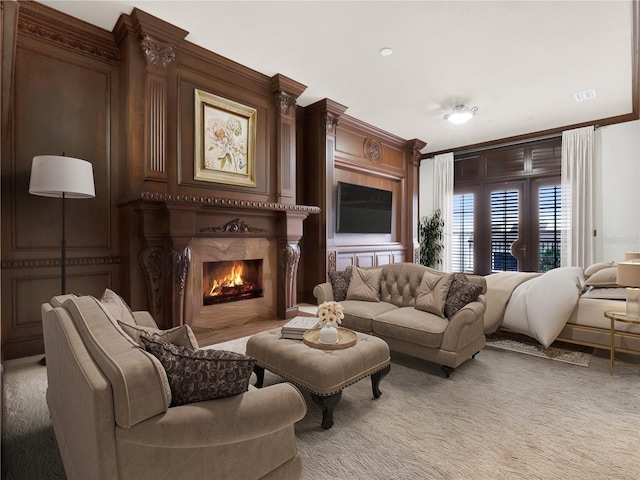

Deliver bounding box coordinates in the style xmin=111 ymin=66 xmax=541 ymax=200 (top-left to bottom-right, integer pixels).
xmin=100 ymin=288 xmax=137 ymax=326
xmin=584 ymin=266 xmax=618 ymax=287
xmin=118 ymin=321 xmax=200 ymax=350
xmin=346 ymin=266 xmax=383 ymax=302
xmin=415 ymin=271 xmax=454 ymax=318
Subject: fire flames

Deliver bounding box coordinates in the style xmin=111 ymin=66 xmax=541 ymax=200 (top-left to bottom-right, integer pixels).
xmin=208 ymin=262 xmax=246 ymax=297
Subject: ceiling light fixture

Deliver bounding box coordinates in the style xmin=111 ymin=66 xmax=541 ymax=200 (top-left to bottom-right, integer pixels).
xmin=379 ymin=47 xmax=393 ymax=56
xmin=444 ymin=105 xmax=478 ymax=125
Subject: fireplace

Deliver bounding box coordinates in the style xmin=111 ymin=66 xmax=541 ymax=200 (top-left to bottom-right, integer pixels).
xmin=202 ymin=259 xmax=263 ymax=305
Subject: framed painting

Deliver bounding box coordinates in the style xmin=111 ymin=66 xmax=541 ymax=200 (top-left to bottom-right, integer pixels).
xmin=194 ymin=89 xmax=257 ymax=187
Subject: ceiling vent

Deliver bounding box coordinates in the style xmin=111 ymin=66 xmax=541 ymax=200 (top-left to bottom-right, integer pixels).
xmin=574 ymin=89 xmax=597 ymax=102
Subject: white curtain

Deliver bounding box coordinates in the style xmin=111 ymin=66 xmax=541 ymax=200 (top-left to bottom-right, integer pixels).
xmin=561 ymin=126 xmax=594 ymax=267
xmin=434 ymin=152 xmax=454 ymax=271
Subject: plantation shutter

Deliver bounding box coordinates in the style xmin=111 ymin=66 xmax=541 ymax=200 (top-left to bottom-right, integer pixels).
xmin=491 ymin=189 xmax=519 ymax=272
xmin=538 ymin=185 xmax=561 ymax=272
xmin=452 ymin=193 xmax=474 ymax=273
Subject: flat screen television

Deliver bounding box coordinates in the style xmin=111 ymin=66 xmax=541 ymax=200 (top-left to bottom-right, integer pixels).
xmin=336 ymin=182 xmax=393 ymax=234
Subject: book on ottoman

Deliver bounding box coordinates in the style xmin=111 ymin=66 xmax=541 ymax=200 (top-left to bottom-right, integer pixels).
xmin=281 ymin=316 xmax=318 ymax=339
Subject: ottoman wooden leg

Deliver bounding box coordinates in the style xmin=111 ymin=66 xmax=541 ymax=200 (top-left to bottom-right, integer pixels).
xmin=253 ymin=365 xmax=265 ymax=388
xmin=311 ymin=391 xmax=342 ymax=429
xmin=371 ymin=364 xmax=391 ymax=398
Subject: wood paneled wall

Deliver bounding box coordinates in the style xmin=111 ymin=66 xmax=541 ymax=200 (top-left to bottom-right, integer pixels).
xmin=1 ymin=2 xmax=122 ymax=359
xmin=297 ymin=100 xmax=426 ymax=303
xmin=0 ymin=1 xmax=424 ymax=358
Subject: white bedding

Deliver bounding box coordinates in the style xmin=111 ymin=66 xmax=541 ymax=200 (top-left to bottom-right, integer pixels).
xmin=500 ymin=267 xmax=585 ymax=347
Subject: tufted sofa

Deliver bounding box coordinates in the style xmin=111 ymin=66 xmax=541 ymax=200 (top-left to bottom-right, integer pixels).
xmin=41 ymin=294 xmax=306 ymax=480
xmin=313 ymin=262 xmax=487 ymax=376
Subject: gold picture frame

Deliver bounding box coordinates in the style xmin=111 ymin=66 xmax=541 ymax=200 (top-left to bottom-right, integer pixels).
xmin=194 ymin=89 xmax=257 ymax=187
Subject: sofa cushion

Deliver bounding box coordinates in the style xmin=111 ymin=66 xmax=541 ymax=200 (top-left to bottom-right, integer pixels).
xmin=372 ymin=307 xmax=448 ymax=348
xmin=445 ymin=273 xmax=484 ymax=318
xmin=329 ymin=267 xmax=353 ymax=302
xmin=346 ymin=266 xmax=383 ymax=302
xmin=380 ymin=263 xmax=429 ymax=307
xmin=118 ymin=321 xmax=199 ymax=350
xmin=414 ymin=271 xmax=454 ymax=317
xmin=100 ymin=288 xmax=136 ymax=326
xmin=141 ymin=337 xmax=255 ymax=406
xmin=340 ymin=300 xmax=398 ymax=332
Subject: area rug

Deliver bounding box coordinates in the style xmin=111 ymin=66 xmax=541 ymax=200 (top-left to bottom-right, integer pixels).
xmin=4 ymin=336 xmax=639 ymax=480
xmin=485 ymin=331 xmax=594 ymax=367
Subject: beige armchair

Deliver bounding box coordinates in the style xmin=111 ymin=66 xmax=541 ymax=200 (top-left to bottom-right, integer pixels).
xmin=42 ymin=294 xmax=306 ymax=480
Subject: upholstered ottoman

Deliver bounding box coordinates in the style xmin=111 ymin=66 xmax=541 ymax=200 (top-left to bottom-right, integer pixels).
xmin=246 ymin=328 xmax=391 ymax=429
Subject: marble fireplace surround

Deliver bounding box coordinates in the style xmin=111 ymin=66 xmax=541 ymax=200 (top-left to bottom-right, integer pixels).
xmin=124 ymin=192 xmax=319 ymax=329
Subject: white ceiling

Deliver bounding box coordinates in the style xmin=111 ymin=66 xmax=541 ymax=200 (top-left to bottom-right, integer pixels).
xmin=40 ymin=0 xmax=635 ymax=154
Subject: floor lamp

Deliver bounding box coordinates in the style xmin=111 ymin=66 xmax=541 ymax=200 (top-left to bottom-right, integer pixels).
xmin=29 ymin=155 xmax=95 ymax=295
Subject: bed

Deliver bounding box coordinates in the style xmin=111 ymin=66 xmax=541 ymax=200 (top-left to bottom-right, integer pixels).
xmin=483 ymin=263 xmax=640 ymax=354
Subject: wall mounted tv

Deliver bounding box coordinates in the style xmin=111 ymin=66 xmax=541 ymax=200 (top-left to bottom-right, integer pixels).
xmin=336 ymin=181 xmax=393 ymax=234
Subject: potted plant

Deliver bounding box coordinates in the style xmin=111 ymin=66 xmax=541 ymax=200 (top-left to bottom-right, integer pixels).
xmin=418 ymin=209 xmax=444 ymax=269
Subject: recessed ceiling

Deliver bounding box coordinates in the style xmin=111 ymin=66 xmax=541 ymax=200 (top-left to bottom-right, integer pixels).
xmin=40 ymin=0 xmax=635 ymax=154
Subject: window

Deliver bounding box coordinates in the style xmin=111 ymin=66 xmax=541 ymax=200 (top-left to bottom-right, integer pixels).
xmin=453 ymin=138 xmax=562 ymax=274
xmin=452 ymin=193 xmax=474 ymax=273
xmin=491 ymin=189 xmax=519 ymax=272
xmin=537 ymin=185 xmax=561 ymax=272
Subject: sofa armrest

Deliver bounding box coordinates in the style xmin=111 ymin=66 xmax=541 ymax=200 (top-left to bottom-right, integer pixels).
xmin=441 ymin=295 xmax=487 ymax=352
xmin=116 ymin=383 xmax=306 ymax=447
xmin=313 ymin=282 xmax=334 ymax=304
xmin=132 ymin=311 xmax=158 ymax=328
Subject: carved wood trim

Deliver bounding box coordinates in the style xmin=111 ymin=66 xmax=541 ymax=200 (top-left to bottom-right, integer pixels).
xmin=324 ymin=113 xmax=339 ymax=135
xmin=17 ymin=4 xmax=120 ymax=63
xmin=200 ymin=218 xmax=267 ymax=234
xmin=119 ymin=191 xmax=321 ymax=214
xmin=172 ymin=246 xmax=191 ymax=296
xmin=140 ymin=246 xmax=164 ymax=315
xmin=140 ymin=33 xmax=176 ymax=72
xmin=275 ymin=91 xmax=295 ymax=117
xmin=327 ymin=251 xmax=337 ymax=273
xmin=1 ymin=256 xmax=121 ymax=269
xmin=364 ymin=137 xmax=382 ymax=163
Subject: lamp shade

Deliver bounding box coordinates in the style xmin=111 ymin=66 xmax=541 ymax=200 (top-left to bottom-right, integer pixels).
xmin=617 ymin=260 xmax=640 ymax=288
xmin=29 ymin=155 xmax=95 ymax=198
xmin=624 ymin=252 xmax=640 ymax=261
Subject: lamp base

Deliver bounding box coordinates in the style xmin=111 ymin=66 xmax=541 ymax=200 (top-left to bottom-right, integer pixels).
xmin=626 ymin=287 xmax=640 ymax=317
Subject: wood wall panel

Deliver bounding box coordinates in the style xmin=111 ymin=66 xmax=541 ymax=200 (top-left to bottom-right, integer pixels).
xmin=2 ymin=2 xmax=121 ymax=359
xmin=298 ymin=106 xmax=425 ymax=302
xmin=13 ymin=48 xmax=112 ymax=250
xmin=175 ymin=76 xmax=271 ymax=197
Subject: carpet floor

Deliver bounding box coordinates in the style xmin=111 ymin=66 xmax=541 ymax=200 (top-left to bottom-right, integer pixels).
xmin=3 ymin=337 xmax=639 ymax=480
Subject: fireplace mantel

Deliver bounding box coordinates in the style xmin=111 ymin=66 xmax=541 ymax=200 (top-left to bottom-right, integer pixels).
xmin=120 ymin=191 xmax=319 ymax=329
xmin=120 ymin=191 xmax=321 ymax=215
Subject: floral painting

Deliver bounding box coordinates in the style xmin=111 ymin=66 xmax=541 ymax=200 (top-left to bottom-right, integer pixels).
xmin=194 ymin=89 xmax=257 ymax=187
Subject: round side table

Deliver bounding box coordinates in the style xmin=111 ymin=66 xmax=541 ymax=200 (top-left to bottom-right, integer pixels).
xmin=604 ymin=311 xmax=640 ymax=374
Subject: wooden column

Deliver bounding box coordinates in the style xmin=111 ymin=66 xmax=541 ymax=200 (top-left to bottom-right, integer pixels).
xmin=406 ymin=139 xmax=427 ymax=263
xmin=271 ymin=74 xmax=307 ymax=205
xmin=298 ymin=99 xmax=348 ymax=302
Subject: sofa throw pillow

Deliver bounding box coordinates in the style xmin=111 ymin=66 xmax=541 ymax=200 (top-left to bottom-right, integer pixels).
xmin=584 ymin=266 xmax=618 ymax=287
xmin=414 ymin=271 xmax=454 ymax=317
xmin=329 ymin=267 xmax=353 ymax=302
xmin=346 ymin=266 xmax=383 ymax=302
xmin=118 ymin=321 xmax=199 ymax=350
xmin=100 ymin=288 xmax=137 ymax=326
xmin=444 ymin=273 xmax=483 ymax=319
xmin=140 ymin=337 xmax=255 ymax=406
